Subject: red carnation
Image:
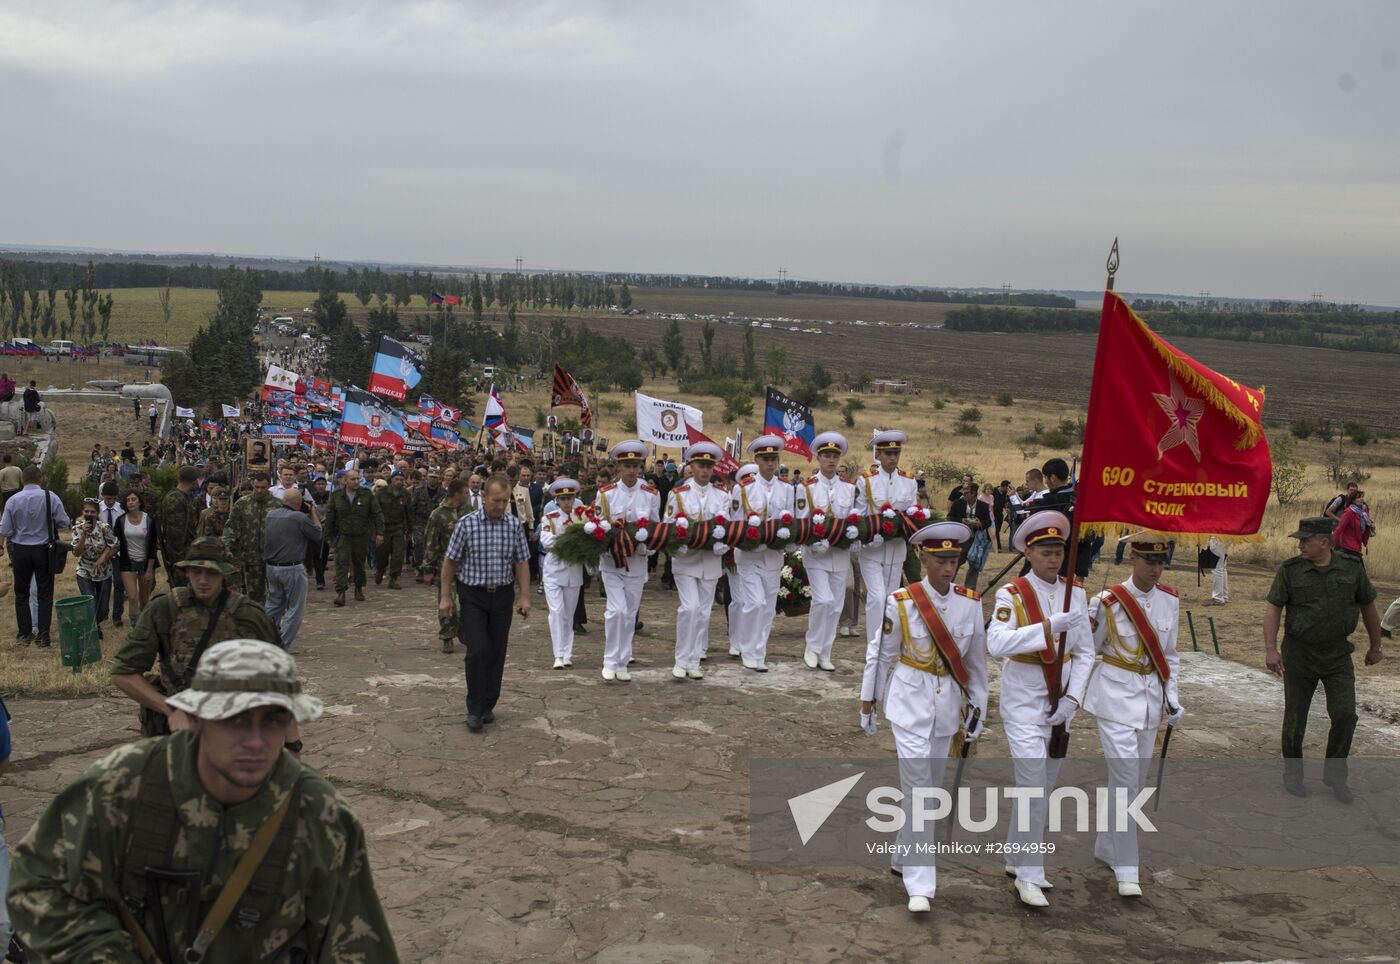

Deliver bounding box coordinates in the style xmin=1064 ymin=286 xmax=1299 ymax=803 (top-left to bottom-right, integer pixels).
xmin=881 ymin=503 xmax=893 ymax=513
xmin=592 ymin=528 xmax=606 ymax=542
xmin=714 ymin=514 xmax=728 ymax=525
xmin=745 ymin=526 xmax=760 ymax=540
xmin=846 ymin=513 xmax=859 ymax=525
xmin=813 ymin=523 xmax=827 ymax=538
xmin=881 ymin=520 xmax=895 ymax=536
xmin=780 ymin=512 xmax=793 ymax=525
xmin=635 ymin=518 xmax=650 ymax=530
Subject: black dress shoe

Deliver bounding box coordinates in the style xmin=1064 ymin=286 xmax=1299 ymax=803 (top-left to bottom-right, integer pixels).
xmin=482 ymin=711 xmax=495 ymax=724
xmin=466 ymin=715 xmax=483 ymax=732
xmin=1324 ymin=779 xmax=1354 ymax=803
xmin=1283 ymin=777 xmax=1307 ymax=798
xmin=34 ymin=633 xmax=51 ymax=649
xmin=573 ymin=624 xmax=588 ymax=634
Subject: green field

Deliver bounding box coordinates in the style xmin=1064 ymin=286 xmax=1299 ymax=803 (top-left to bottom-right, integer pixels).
xmin=75 ymin=288 xmax=462 ymax=344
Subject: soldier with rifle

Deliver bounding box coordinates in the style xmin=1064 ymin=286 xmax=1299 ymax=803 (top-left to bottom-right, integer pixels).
xmin=1084 ymin=531 xmax=1184 ymax=898
xmin=985 ymin=509 xmax=1093 ymax=908
xmin=860 ymin=522 xmax=988 ymax=914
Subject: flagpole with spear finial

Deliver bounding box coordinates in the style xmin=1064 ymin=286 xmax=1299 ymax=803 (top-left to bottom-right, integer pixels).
xmin=1046 ymin=237 xmax=1119 ymax=760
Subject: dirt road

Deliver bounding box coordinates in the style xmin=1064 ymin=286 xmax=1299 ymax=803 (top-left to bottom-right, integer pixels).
xmin=3 ymin=557 xmax=1398 ymax=962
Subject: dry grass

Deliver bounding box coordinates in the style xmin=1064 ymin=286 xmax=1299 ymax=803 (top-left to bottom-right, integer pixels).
xmin=0 ymin=568 xmax=126 ymax=697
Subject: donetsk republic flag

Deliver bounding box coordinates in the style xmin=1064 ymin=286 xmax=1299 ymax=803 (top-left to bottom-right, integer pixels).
xmin=1076 ymin=291 xmax=1272 ymax=538
xmin=367 ymin=335 xmax=424 ymax=401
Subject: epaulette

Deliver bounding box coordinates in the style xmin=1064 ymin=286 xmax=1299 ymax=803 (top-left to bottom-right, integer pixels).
xmin=893 ymin=589 xmax=911 ymax=601
xmin=1156 ymin=583 xmax=1179 ymax=597
xmin=672 ymin=483 xmax=690 ymax=493
xmin=600 ymin=482 xmax=617 ymax=493
xmin=640 ymin=483 xmax=658 ymax=494
xmin=953 ymin=585 xmax=982 ymax=601
xmin=803 ymin=477 xmax=819 ymax=487
xmin=1058 ymin=576 xmax=1086 ymax=588
xmin=740 ymin=475 xmax=755 ymax=486
xmin=898 ymin=468 xmax=914 ymax=479
xmin=545 ymin=510 xmax=562 ymax=520
xmin=861 ymin=468 xmax=878 ymax=478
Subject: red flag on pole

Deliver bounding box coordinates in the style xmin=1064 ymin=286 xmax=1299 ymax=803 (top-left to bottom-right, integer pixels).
xmin=551 ymin=364 xmax=593 ymax=426
xmin=685 ymin=422 xmax=741 ymax=479
xmin=1076 ymin=291 xmax=1272 ymax=538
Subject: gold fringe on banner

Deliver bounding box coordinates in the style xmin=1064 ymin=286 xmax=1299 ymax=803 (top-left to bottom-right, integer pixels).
xmin=1121 ymin=297 xmax=1266 ymax=451
xmin=1076 ymin=520 xmax=1265 ymax=544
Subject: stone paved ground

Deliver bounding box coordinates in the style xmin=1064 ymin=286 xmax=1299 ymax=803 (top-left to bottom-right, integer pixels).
xmin=4 ymin=560 xmax=1400 ymax=963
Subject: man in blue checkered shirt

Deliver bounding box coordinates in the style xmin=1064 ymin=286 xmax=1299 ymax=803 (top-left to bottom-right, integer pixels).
xmin=440 ymin=476 xmax=531 ymax=732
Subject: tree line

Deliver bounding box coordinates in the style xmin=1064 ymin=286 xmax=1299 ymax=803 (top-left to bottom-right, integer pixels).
xmin=0 ymin=262 xmax=113 ymax=343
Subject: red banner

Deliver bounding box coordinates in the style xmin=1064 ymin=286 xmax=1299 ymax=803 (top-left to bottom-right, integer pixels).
xmin=1076 ymin=291 xmax=1271 ymax=537
xmin=684 ymin=422 xmax=741 ymax=479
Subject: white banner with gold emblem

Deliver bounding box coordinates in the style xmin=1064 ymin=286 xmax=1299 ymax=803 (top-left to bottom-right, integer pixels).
xmin=634 ymin=391 xmax=703 ymax=449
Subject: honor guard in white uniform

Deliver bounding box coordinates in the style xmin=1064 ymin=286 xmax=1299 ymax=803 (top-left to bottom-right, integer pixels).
xmin=853 ymin=430 xmax=919 ymax=652
xmin=539 ymin=478 xmax=585 ymax=669
xmin=725 ymin=463 xmax=757 ymax=660
xmin=985 ymin=509 xmax=1094 ymax=907
xmin=860 ymin=523 xmax=989 ymax=913
xmin=730 ymin=435 xmax=796 ymax=671
xmin=798 ymin=431 xmax=858 ymax=671
xmin=592 ymin=440 xmax=662 ymax=682
xmin=664 ymin=442 xmax=731 ymax=680
xmin=1084 ymin=532 xmax=1183 ymax=897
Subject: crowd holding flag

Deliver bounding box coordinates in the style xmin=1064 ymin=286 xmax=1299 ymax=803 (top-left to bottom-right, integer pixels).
xmin=368 ymin=335 xmax=424 ymax=401
xmin=763 ymin=386 xmax=815 ymax=460
xmin=551 ymin=364 xmax=594 ymax=426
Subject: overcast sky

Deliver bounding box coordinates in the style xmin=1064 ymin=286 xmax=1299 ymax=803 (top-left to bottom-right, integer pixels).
xmin=2 ymin=1 xmax=1397 ymax=302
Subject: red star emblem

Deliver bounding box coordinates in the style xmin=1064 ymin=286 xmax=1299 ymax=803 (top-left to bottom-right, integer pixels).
xmin=1153 ymin=375 xmax=1204 ymax=461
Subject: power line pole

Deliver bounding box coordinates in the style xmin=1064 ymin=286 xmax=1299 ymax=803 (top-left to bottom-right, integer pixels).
xmin=1002 ymin=282 xmax=1011 ymax=304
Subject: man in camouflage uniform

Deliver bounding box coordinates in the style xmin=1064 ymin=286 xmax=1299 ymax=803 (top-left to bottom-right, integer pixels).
xmin=411 ymin=467 xmax=444 ymax=582
xmin=160 ymin=464 xmax=202 ymax=587
xmin=374 ymin=470 xmax=413 ymax=590
xmin=111 ymin=537 xmax=282 ymax=737
xmin=8 ymin=639 xmax=399 ymax=963
xmin=197 ymin=486 xmax=231 ymax=538
xmin=324 ymin=468 xmax=383 ymax=607
xmin=1265 ymin=516 xmax=1384 ymax=801
xmin=225 ymin=471 xmax=279 ymax=604
xmin=422 ymin=478 xmax=470 ymax=653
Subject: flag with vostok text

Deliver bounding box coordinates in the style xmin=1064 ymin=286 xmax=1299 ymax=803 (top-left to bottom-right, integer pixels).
xmin=635 ymin=392 xmax=703 ymax=450
xmin=1075 ymin=291 xmax=1272 ymax=538
xmin=763 ymin=386 xmax=815 ymax=460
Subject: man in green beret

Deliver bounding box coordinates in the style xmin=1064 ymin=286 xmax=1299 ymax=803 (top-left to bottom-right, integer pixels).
xmin=112 ymin=537 xmax=283 ymax=737
xmin=1264 ymin=516 xmax=1384 ymax=801
xmin=9 ymin=638 xmax=398 ymax=963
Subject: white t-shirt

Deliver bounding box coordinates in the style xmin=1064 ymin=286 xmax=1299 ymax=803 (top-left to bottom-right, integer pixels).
xmin=124 ymin=514 xmax=150 ymax=564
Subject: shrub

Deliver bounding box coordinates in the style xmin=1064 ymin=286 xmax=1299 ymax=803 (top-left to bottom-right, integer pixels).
xmin=921 ymin=458 xmax=977 ymax=484
xmin=1289 ymin=416 xmax=1315 ymax=440
xmin=1039 ymin=428 xmax=1071 ymax=448
xmin=995 ymin=392 xmax=1014 ymax=406
xmin=959 ymin=406 xmax=983 ymax=423
xmin=954 ymin=422 xmax=982 ymax=437
xmin=1316 ymin=419 xmax=1335 ymax=442
xmin=622 ymin=413 xmax=637 ymax=433
xmin=723 ymin=393 xmax=754 ymax=423
xmin=1343 ymin=420 xmax=1373 ymax=446
xmin=932 ymin=399 xmax=945 ymax=411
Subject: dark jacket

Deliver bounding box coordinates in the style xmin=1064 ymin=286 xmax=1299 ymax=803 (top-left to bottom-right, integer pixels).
xmin=115 ymin=510 xmax=161 ymax=572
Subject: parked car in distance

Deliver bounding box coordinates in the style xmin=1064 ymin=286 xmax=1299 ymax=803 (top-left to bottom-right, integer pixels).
xmin=48 ymin=339 xmax=74 ymax=355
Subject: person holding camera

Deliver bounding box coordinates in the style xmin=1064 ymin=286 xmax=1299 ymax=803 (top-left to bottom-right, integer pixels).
xmin=73 ymin=498 xmax=120 ymax=638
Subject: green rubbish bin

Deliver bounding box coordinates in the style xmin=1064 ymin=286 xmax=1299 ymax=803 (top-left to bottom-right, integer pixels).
xmin=56 ymin=595 xmax=102 ymax=671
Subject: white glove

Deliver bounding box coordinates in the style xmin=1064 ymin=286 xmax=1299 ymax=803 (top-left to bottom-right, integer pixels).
xmin=868 ymin=533 xmax=884 ymax=548
xmin=1166 ymin=704 xmax=1185 ymax=727
xmin=1046 ymin=696 xmax=1078 ymax=728
xmin=810 ymin=539 xmax=830 ymax=555
xmin=674 ymin=545 xmax=690 ymax=557
xmin=860 ymin=709 xmax=879 ymax=735
xmin=712 ymin=542 xmax=730 ymax=556
xmin=961 ymin=709 xmax=982 ymax=742
xmin=784 ymin=543 xmax=797 ymax=553
xmin=1048 ymin=609 xmax=1087 ymax=635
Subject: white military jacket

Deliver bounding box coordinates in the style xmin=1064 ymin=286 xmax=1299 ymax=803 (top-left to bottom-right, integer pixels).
xmin=730 ymin=473 xmax=795 ymax=571
xmin=985 ymin=572 xmax=1094 ymax=725
xmin=591 ymin=480 xmax=662 ymax=572
xmin=663 ymin=481 xmax=729 ymax=579
xmin=796 ymin=471 xmax=858 ymax=573
xmin=1084 ymin=580 xmax=1181 ymax=730
xmin=861 ymin=579 xmax=989 ymax=740
xmin=538 ymin=505 xmax=585 ymax=588
xmin=852 ymin=467 xmax=918 ymax=535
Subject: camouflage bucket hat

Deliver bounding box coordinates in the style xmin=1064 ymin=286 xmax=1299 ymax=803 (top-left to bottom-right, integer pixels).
xmin=175 ymin=535 xmax=238 ymax=578
xmin=166 ymin=639 xmax=324 ymax=723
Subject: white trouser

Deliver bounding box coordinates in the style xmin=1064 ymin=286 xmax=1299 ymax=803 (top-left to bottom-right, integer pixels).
xmin=600 ymin=566 xmax=646 ymax=671
xmin=859 ymin=539 xmax=906 ymax=648
xmin=891 ymin=723 xmax=951 ymax=900
xmin=544 ymin=580 xmax=580 ymax=659
xmin=1094 ymin=718 xmax=1155 ymax=884
xmin=1003 ymin=719 xmax=1065 ymax=886
xmin=804 ymin=562 xmax=849 ymax=661
xmin=1384 ymin=596 xmax=1400 ymax=633
xmin=674 ymin=572 xmax=718 ymax=670
xmin=1211 ymin=556 xmax=1229 ymax=603
xmin=736 ymin=563 xmax=781 ymax=663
